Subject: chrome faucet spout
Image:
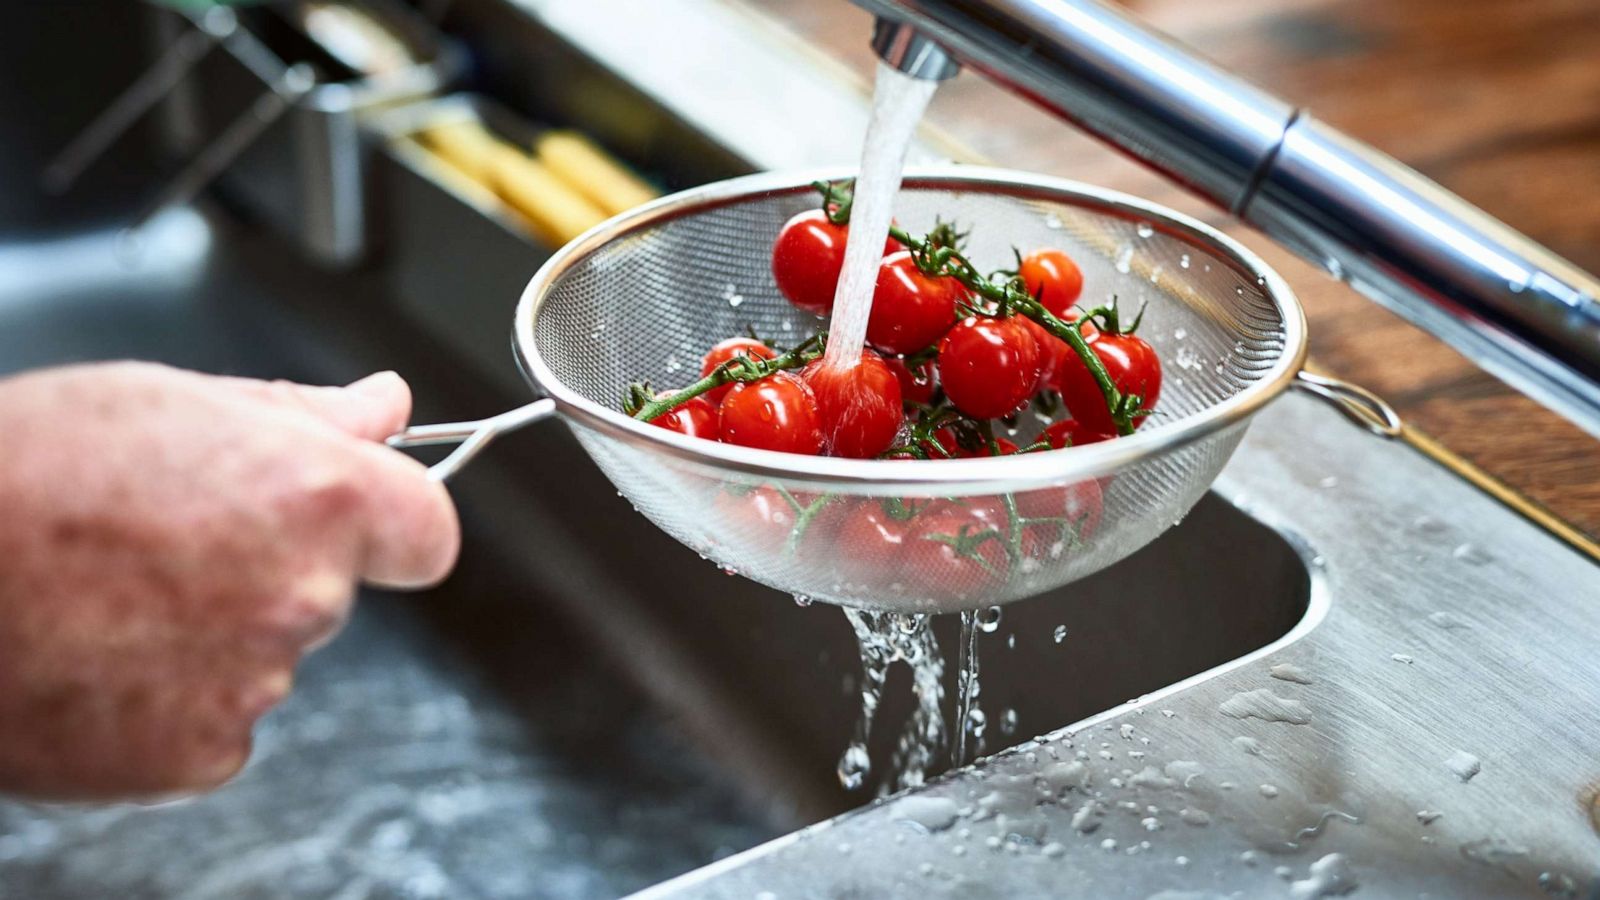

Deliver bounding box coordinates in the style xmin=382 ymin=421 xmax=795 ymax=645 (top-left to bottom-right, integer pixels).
xmin=871 ymin=17 xmax=960 ymax=81
xmin=852 ymin=0 xmax=1600 ymax=438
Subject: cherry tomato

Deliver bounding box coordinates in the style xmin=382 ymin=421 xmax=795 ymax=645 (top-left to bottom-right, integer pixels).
xmin=936 ymin=316 xmax=1044 ymax=420
xmin=1053 ymin=331 xmax=1162 ymax=435
xmin=834 ymin=499 xmax=919 ymax=582
xmin=1041 ymin=418 xmax=1114 ymax=450
xmin=866 ymin=251 xmax=964 ymax=354
xmin=884 ymin=355 xmax=938 ymax=406
xmin=717 ymin=486 xmax=843 ymax=566
xmin=1019 ymin=248 xmax=1084 ymax=319
xmin=646 ymin=391 xmax=718 ymax=439
xmin=1025 ymin=307 xmax=1099 ymax=394
xmin=801 ymin=350 xmax=904 ymax=459
xmin=701 ymin=338 xmax=777 ymax=404
xmin=900 ymin=506 xmax=1009 ymax=601
xmin=718 ymin=371 xmax=825 ymax=455
xmin=1016 ymin=477 xmax=1105 ymax=546
xmin=772 ymin=209 xmax=900 ymax=316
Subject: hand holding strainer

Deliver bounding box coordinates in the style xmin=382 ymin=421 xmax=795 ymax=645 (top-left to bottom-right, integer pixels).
xmin=388 ymin=167 xmax=1400 ymax=614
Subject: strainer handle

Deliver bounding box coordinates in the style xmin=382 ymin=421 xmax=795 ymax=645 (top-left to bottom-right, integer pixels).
xmin=386 ymin=399 xmax=558 ymax=482
xmin=1292 ymin=371 xmax=1403 ymax=439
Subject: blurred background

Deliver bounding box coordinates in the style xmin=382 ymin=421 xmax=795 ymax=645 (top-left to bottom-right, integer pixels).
xmin=0 ymin=0 xmax=1595 ymax=897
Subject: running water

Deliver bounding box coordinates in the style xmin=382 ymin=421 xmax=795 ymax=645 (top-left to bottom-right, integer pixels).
xmin=820 ymin=62 xmax=939 ymax=372
xmin=838 ymin=610 xmax=948 ymax=793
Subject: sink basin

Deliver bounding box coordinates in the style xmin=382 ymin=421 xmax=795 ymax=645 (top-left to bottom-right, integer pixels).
xmin=0 ymin=204 xmax=1313 ymax=897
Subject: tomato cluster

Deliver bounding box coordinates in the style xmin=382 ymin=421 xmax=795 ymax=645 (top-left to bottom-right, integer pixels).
xmin=627 ymin=192 xmax=1168 ymax=598
xmin=639 ymin=204 xmax=1164 ymax=460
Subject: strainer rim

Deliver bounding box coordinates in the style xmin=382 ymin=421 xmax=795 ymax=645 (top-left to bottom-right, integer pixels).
xmin=513 ymin=165 xmax=1308 ymax=490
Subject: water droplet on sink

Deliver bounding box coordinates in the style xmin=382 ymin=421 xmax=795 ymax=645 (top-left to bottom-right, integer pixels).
xmin=1233 ymin=735 xmax=1266 ymax=757
xmin=1445 ymin=750 xmax=1481 ymax=783
xmin=1161 ymin=709 xmax=1176 ymax=718
xmin=1180 ymin=808 xmax=1212 ymax=827
xmin=793 ymin=594 xmax=813 ymax=607
xmin=1452 ymin=543 xmax=1492 ymax=565
xmin=1417 ymin=810 xmax=1442 ymax=825
xmin=894 ymin=796 xmax=960 ymax=833
xmin=1319 ymin=475 xmax=1339 ymax=488
xmin=1100 ymin=838 xmax=1118 ymax=852
xmin=1120 ymin=724 xmax=1135 ymax=740
xmin=1053 ymin=625 xmax=1068 ymax=644
xmin=1270 ymin=663 xmax=1314 ymax=684
xmin=1289 ymin=853 xmax=1357 ymax=899
xmin=1219 ymin=689 xmax=1312 ymax=725
xmin=1428 ymin=611 xmax=1470 ymax=630
xmin=1260 ymin=784 xmax=1280 ymax=798
xmin=1391 ymin=653 xmax=1414 ymax=665
xmin=1539 ymin=872 xmax=1579 ymax=897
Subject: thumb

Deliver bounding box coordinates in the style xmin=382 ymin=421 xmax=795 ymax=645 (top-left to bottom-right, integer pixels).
xmin=232 ymin=371 xmax=413 ymax=442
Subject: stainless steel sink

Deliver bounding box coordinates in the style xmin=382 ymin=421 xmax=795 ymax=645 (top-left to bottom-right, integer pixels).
xmin=0 ymin=201 xmax=1315 ymax=897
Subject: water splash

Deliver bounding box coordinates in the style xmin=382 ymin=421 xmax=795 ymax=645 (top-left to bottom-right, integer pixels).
xmin=953 ymin=610 xmax=986 ymax=767
xmin=822 ymin=63 xmax=939 ymax=372
xmin=838 ymin=609 xmax=949 ymax=793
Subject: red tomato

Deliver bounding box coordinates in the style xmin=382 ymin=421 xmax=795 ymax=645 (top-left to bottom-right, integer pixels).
xmin=866 ymin=251 xmax=964 ymax=354
xmin=884 ymin=355 xmax=937 ymax=406
xmin=801 ymin=350 xmax=904 ymax=459
xmin=1018 ymin=310 xmax=1097 ymax=397
xmin=936 ymin=316 xmax=1044 ymax=420
xmin=1019 ymin=248 xmax=1084 ymax=319
xmin=701 ymin=338 xmax=777 ymax=404
xmin=1041 ymin=418 xmax=1115 ymax=449
xmin=1016 ymin=477 xmax=1105 ymax=546
xmin=1053 ymin=332 xmax=1162 ymax=435
xmin=719 ymin=371 xmax=825 ymax=455
xmin=646 ymin=391 xmax=718 ymax=439
xmin=717 ymin=486 xmax=843 ymax=565
xmin=771 ymin=209 xmax=899 ymax=316
xmin=834 ymin=499 xmax=918 ymax=582
xmin=900 ymin=506 xmax=1009 ymax=601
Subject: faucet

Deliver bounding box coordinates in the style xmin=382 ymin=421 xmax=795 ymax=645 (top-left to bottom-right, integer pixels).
xmin=859 ymin=0 xmax=1600 ymax=438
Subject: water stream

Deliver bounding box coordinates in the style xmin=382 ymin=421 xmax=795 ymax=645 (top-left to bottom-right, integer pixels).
xmin=819 ymin=61 xmax=937 ymax=372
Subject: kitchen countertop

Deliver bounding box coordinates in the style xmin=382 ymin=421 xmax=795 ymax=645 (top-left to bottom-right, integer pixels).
xmin=739 ymin=0 xmax=1600 ymax=545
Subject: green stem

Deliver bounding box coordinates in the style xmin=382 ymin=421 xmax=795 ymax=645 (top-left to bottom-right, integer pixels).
xmin=631 ymin=334 xmax=824 ymax=422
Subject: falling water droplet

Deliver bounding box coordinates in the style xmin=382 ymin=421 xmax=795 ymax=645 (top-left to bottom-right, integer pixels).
xmin=1173 ymin=327 xmax=1188 ymax=340
xmin=1136 ymin=222 xmax=1154 ymax=238
xmin=1043 ymin=212 xmax=1064 ymax=230
xmin=1053 ymin=625 xmax=1069 ymax=644
xmin=1179 ymin=253 xmax=1191 ymax=269
xmin=793 ymin=594 xmax=813 ymax=607
xmin=722 ymin=283 xmax=745 ymax=308
xmin=1000 ymin=708 xmax=1019 ymax=735
xmin=976 ymin=606 xmax=1002 ymax=633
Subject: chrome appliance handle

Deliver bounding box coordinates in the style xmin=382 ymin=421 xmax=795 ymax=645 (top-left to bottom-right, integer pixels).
xmin=855 ymin=0 xmax=1600 ymax=439
xmin=386 ymin=399 xmax=558 ymax=482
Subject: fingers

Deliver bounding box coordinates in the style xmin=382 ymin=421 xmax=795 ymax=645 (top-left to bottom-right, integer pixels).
xmin=224 ymin=371 xmax=414 ymax=442
xmin=348 ymin=443 xmax=461 ymax=589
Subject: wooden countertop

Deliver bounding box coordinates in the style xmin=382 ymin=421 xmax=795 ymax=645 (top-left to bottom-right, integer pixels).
xmin=742 ymin=0 xmax=1600 ymax=544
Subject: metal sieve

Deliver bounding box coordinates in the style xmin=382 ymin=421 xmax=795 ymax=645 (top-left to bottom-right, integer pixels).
xmin=390 ymin=166 xmax=1400 ymax=614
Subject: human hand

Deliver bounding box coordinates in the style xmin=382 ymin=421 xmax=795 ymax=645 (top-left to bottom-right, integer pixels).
xmin=0 ymin=362 xmax=459 ymax=800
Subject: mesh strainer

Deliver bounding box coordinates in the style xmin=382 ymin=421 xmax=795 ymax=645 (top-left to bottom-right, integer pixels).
xmin=390 ymin=166 xmax=1400 ymax=614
